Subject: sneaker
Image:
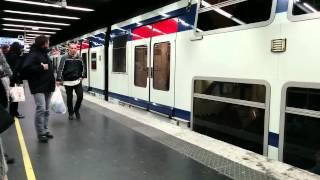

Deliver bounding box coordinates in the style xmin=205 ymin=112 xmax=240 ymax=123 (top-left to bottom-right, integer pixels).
xmin=68 ymin=115 xmax=74 ymax=120
xmin=38 ymin=135 xmax=49 ymax=143
xmin=75 ymin=112 xmax=80 ymax=120
xmin=4 ymin=154 xmax=15 ymax=164
xmin=45 ymin=132 xmax=54 ymax=139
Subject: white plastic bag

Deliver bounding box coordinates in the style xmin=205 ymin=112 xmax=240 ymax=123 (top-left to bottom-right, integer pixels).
xmin=51 ymin=86 xmax=66 ymax=114
xmin=10 ymin=84 xmax=25 ymax=102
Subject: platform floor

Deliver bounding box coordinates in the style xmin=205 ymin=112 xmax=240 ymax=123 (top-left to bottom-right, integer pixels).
xmin=1 ymin=88 xmax=230 ymax=180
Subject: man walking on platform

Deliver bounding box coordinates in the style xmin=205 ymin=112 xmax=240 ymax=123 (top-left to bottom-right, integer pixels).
xmin=57 ymin=43 xmax=86 ymax=120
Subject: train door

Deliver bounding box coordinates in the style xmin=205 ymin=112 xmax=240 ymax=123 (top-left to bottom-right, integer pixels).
xmin=149 ymin=34 xmax=176 ymax=111
xmin=131 ymin=33 xmax=176 ymax=114
xmin=131 ymin=38 xmax=151 ymax=108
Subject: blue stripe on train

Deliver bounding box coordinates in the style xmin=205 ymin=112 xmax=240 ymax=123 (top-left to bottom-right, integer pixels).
xmin=111 ymin=0 xmax=291 ymax=39
xmin=111 ymin=4 xmax=198 ymax=38
xmin=276 ymin=0 xmax=289 ymax=13
xmin=108 ymin=92 xmax=191 ymax=121
xmin=268 ymin=132 xmax=279 ymax=148
xmin=92 ymin=91 xmax=280 ymax=147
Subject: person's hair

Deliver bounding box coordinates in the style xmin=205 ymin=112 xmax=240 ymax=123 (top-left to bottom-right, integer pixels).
xmin=1 ymin=44 xmax=9 ymax=51
xmin=9 ymin=42 xmax=22 ymax=54
xmin=35 ymin=35 xmax=49 ymax=47
xmin=68 ymin=41 xmax=77 ymax=47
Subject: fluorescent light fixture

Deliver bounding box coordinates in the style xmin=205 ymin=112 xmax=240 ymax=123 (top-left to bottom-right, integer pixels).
xmin=3 ymin=28 xmax=56 ymax=34
xmin=4 ymin=0 xmax=94 ymax=12
xmin=26 ymin=34 xmax=40 ymax=37
xmin=4 ymin=10 xmax=80 ymax=20
xmin=2 ymin=18 xmax=70 ymax=26
xmin=2 ymin=24 xmax=62 ymax=30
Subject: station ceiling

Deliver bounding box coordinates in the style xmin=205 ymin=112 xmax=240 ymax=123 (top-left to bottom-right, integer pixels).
xmin=0 ymin=0 xmax=179 ymax=45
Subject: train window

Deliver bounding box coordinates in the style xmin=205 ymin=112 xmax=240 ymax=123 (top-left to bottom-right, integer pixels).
xmin=91 ymin=52 xmax=97 ymax=70
xmin=192 ymin=79 xmax=269 ymax=155
xmin=196 ymin=0 xmax=274 ymax=34
xmin=112 ymin=35 xmax=127 ymax=73
xmin=292 ymin=0 xmax=320 ymax=16
xmin=153 ymin=42 xmax=171 ymax=91
xmin=82 ymin=53 xmax=88 ymax=78
xmin=289 ymin=0 xmax=320 ymax=21
xmin=194 ymin=80 xmax=266 ymax=103
xmin=134 ymin=45 xmax=148 ymax=88
xmin=282 ymin=86 xmax=320 ymax=175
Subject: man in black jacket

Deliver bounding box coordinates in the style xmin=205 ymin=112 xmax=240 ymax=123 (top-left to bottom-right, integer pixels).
xmin=57 ymin=43 xmax=86 ymax=120
xmin=23 ymin=35 xmax=55 ymax=143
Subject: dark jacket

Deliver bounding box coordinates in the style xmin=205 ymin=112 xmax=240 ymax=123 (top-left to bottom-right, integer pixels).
xmin=22 ymin=45 xmax=55 ymax=94
xmin=0 ymin=80 xmax=8 ymax=108
xmin=5 ymin=52 xmax=23 ymax=86
xmin=57 ymin=54 xmax=86 ymax=81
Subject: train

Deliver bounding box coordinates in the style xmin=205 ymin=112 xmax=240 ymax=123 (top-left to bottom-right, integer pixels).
xmin=49 ymin=0 xmax=320 ymax=175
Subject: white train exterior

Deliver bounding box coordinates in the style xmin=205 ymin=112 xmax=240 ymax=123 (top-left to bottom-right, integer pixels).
xmin=51 ymin=0 xmax=320 ymax=175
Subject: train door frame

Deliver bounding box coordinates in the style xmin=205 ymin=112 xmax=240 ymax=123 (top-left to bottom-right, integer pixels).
xmin=130 ymin=33 xmax=177 ymax=116
xmin=149 ymin=34 xmax=176 ymax=116
xmin=131 ymin=38 xmax=151 ymax=109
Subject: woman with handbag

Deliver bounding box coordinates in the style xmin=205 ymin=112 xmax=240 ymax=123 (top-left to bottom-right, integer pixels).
xmin=4 ymin=42 xmax=24 ymax=118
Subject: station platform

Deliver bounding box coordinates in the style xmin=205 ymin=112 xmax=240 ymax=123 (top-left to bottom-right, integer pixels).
xmin=1 ymin=86 xmax=319 ymax=180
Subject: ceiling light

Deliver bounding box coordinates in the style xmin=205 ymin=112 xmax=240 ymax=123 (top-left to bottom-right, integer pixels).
xmin=3 ymin=28 xmax=56 ymax=34
xmin=4 ymin=10 xmax=80 ymax=20
xmin=2 ymin=18 xmax=70 ymax=26
xmin=2 ymin=24 xmax=62 ymax=30
xmin=4 ymin=0 xmax=94 ymax=12
xmin=26 ymin=34 xmax=51 ymax=37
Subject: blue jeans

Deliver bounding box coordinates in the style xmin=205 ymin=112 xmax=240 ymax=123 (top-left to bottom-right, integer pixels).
xmin=33 ymin=93 xmax=52 ymax=136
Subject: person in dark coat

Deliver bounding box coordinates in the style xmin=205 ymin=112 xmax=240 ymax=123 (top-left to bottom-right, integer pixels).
xmin=5 ymin=42 xmax=24 ymax=118
xmin=22 ymin=35 xmax=55 ymax=143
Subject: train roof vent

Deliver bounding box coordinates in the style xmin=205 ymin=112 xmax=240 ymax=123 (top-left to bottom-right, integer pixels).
xmin=271 ymin=39 xmax=286 ymax=53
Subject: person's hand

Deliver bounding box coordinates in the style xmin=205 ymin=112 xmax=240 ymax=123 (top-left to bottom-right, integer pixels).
xmin=41 ymin=63 xmax=49 ymax=70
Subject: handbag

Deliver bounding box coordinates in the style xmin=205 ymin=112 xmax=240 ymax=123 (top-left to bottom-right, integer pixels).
xmin=0 ymin=105 xmax=15 ymax=134
xmin=10 ymin=84 xmax=25 ymax=102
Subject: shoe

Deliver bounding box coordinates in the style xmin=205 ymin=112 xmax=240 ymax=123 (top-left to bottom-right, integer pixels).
xmin=75 ymin=112 xmax=80 ymax=120
xmin=45 ymin=132 xmax=54 ymax=139
xmin=68 ymin=115 xmax=74 ymax=120
xmin=38 ymin=135 xmax=49 ymax=143
xmin=4 ymin=154 xmax=15 ymax=164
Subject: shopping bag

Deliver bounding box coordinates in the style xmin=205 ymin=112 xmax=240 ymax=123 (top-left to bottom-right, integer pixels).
xmin=51 ymin=86 xmax=66 ymax=114
xmin=9 ymin=84 xmax=25 ymax=102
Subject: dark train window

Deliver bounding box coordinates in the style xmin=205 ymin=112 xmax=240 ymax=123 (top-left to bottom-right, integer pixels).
xmin=194 ymin=80 xmax=266 ymax=103
xmin=153 ymin=42 xmax=170 ymax=91
xmin=91 ymin=52 xmax=97 ymax=70
xmin=112 ymin=35 xmax=127 ymax=73
xmin=292 ymin=0 xmax=320 ymax=16
xmin=134 ymin=45 xmax=148 ymax=88
xmin=82 ymin=53 xmax=88 ymax=78
xmin=193 ymin=80 xmax=268 ymax=155
xmin=283 ymin=87 xmax=320 ymax=175
xmin=196 ymin=0 xmax=274 ymax=32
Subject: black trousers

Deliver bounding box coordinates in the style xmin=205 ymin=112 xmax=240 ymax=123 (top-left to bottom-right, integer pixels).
xmin=9 ymin=98 xmax=19 ymax=116
xmin=65 ymin=83 xmax=83 ymax=115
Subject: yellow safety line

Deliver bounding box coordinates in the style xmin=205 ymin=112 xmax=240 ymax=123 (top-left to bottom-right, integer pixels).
xmin=14 ymin=118 xmax=36 ymax=180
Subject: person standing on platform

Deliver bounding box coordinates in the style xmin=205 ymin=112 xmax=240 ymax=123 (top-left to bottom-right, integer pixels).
xmin=23 ymin=35 xmax=55 ymax=143
xmin=57 ymin=43 xmax=86 ymax=120
xmin=5 ymin=42 xmax=24 ymax=118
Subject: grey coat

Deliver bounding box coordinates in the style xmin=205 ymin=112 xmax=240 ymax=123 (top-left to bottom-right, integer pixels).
xmin=0 ymin=51 xmax=12 ymax=78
